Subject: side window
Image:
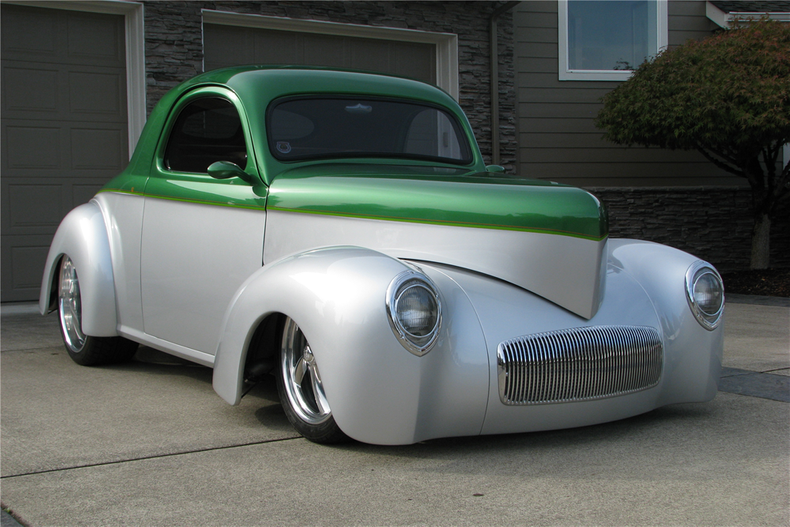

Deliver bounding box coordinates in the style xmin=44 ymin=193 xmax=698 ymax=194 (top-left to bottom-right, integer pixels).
xmin=164 ymin=98 xmax=248 ymax=173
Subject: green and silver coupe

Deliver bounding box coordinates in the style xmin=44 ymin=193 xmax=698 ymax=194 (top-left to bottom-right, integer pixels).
xmin=40 ymin=67 xmax=724 ymax=445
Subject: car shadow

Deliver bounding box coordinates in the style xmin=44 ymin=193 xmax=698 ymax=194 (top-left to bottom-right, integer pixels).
xmin=328 ymin=402 xmax=717 ymax=460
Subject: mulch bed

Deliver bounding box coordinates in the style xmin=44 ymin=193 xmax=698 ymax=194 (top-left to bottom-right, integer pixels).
xmin=720 ymin=269 xmax=790 ymax=298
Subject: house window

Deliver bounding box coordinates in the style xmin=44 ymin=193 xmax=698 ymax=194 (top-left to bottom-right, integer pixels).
xmin=558 ymin=0 xmax=667 ymax=81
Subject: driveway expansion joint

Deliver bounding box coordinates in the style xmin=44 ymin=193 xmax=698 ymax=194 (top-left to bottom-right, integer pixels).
xmin=0 ymin=436 xmax=302 ymax=481
xmin=719 ymin=367 xmax=790 ymax=403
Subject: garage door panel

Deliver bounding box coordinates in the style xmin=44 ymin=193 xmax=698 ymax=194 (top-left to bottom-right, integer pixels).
xmin=66 ymin=11 xmax=125 ymax=64
xmin=5 ymin=184 xmax=63 ymax=229
xmin=349 ymin=39 xmax=392 ymax=71
xmin=204 ymin=23 xmax=436 ymax=85
xmin=4 ymin=125 xmax=62 ymax=169
xmin=0 ymin=5 xmax=58 ymax=57
xmin=2 ymin=5 xmax=124 ymax=68
xmin=72 ymin=183 xmax=104 ymax=208
xmin=2 ymin=177 xmax=105 ymax=238
xmin=2 ymin=67 xmax=59 ymax=114
xmin=1 ymin=4 xmax=127 ymax=302
xmin=2 ymin=178 xmax=69 ymax=236
xmin=300 ymin=33 xmax=348 ymax=67
xmin=10 ymin=244 xmax=50 ymax=292
xmin=3 ymin=63 xmax=126 ymax=124
xmin=4 ymin=122 xmax=127 ymax=173
xmin=393 ymin=42 xmax=436 ymax=84
xmin=253 ymin=29 xmax=298 ymax=63
xmin=1 ymin=235 xmax=54 ymax=300
xmin=69 ymin=71 xmax=125 ymax=117
xmin=71 ymin=127 xmax=127 ymax=170
xmin=205 ymin=25 xmax=257 ymax=67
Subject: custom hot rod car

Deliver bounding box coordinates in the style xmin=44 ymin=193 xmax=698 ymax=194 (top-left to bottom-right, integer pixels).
xmin=40 ymin=66 xmax=724 ymax=445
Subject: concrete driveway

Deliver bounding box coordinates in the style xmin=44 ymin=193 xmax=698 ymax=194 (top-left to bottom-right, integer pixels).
xmin=2 ymin=297 xmax=788 ymax=526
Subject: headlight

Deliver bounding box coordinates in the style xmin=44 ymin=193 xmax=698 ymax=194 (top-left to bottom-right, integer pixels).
xmin=386 ymin=269 xmax=442 ymax=356
xmin=685 ymin=261 xmax=724 ymax=330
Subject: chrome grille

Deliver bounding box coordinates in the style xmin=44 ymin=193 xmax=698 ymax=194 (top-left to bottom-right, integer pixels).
xmin=497 ymin=325 xmax=662 ymax=405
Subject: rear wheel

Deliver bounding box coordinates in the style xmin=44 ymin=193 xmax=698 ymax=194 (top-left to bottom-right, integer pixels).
xmin=58 ymin=256 xmax=137 ymax=366
xmin=276 ymin=317 xmax=347 ymax=443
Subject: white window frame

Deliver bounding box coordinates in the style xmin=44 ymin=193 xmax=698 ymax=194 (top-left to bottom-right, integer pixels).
xmin=4 ymin=0 xmax=147 ymax=156
xmin=202 ymin=10 xmax=459 ymax=100
xmin=558 ymin=0 xmax=668 ymax=81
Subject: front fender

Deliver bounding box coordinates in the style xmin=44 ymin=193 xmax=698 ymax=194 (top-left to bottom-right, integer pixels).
xmin=38 ymin=200 xmax=118 ymax=337
xmin=212 ymin=246 xmax=489 ymax=445
xmin=213 ymin=246 xmax=410 ymax=403
xmin=608 ymin=239 xmax=724 ymax=404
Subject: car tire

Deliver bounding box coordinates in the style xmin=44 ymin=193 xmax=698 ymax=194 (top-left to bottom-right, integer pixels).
xmin=276 ymin=316 xmax=347 ymax=444
xmin=58 ymin=255 xmax=138 ymax=366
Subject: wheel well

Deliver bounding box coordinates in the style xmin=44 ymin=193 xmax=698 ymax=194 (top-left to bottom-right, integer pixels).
xmin=46 ymin=255 xmax=64 ymax=313
xmin=243 ymin=313 xmax=285 ymax=383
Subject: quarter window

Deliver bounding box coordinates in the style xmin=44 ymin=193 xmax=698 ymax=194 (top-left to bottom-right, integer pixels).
xmin=164 ymin=98 xmax=248 ymax=173
xmin=558 ymin=0 xmax=667 ymax=81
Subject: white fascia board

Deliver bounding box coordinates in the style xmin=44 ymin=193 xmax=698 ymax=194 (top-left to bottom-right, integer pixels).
xmin=706 ymin=1 xmax=790 ymax=27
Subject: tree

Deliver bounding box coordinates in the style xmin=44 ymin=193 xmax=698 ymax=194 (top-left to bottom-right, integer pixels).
xmin=595 ymin=19 xmax=789 ymax=269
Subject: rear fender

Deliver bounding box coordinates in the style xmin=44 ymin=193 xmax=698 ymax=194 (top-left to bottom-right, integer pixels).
xmin=38 ymin=201 xmax=118 ymax=337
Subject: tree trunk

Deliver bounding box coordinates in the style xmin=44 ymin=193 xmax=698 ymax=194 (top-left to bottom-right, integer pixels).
xmin=750 ymin=212 xmax=771 ymax=270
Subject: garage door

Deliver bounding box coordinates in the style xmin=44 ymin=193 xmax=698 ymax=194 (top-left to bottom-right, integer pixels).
xmin=1 ymin=4 xmax=128 ymax=302
xmin=204 ymin=23 xmax=436 ymax=85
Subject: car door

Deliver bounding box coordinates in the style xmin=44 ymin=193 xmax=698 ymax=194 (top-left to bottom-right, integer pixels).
xmin=140 ymin=87 xmax=267 ymax=359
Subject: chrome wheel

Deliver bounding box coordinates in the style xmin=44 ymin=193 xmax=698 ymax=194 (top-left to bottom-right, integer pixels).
xmin=280 ymin=317 xmax=332 ymax=425
xmin=56 ymin=255 xmax=138 ymax=366
xmin=59 ymin=256 xmax=86 ymax=353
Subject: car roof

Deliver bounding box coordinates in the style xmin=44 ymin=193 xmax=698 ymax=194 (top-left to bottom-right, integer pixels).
xmin=124 ymin=66 xmax=478 ymax=184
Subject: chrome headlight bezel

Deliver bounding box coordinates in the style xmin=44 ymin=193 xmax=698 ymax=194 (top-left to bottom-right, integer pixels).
xmin=685 ymin=261 xmax=725 ymax=331
xmin=386 ymin=269 xmax=442 ymax=356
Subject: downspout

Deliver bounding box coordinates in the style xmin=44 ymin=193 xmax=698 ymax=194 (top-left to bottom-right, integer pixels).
xmin=489 ymin=1 xmax=520 ymax=166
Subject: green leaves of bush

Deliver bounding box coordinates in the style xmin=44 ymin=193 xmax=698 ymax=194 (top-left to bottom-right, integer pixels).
xmin=596 ymin=19 xmax=789 ymax=166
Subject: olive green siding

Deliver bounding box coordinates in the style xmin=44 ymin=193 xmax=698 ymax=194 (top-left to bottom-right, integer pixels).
xmin=514 ymin=0 xmax=741 ymax=187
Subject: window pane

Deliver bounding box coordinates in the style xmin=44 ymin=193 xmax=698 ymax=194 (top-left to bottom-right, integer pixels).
xmin=268 ymin=98 xmax=472 ymax=165
xmin=165 ymin=98 xmax=247 ymax=173
xmin=568 ymin=0 xmax=656 ymax=71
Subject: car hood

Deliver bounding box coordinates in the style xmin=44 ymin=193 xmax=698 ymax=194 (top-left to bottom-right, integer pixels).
xmin=264 ymin=164 xmax=608 ymax=319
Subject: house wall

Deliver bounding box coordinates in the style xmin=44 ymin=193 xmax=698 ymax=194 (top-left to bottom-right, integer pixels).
xmin=143 ymin=1 xmax=518 ymax=169
xmin=514 ymin=0 xmax=788 ymax=270
xmin=514 ymin=0 xmax=729 ymax=187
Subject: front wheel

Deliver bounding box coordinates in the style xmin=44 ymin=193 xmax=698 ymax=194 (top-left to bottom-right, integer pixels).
xmin=58 ymin=256 xmax=137 ymax=366
xmin=276 ymin=317 xmax=347 ymax=444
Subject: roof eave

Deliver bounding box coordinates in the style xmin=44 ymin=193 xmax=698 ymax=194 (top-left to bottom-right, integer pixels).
xmin=706 ymin=1 xmax=790 ymax=28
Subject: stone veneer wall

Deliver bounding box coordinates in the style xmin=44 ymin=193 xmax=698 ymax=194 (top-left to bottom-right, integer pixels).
xmin=589 ymin=187 xmax=790 ymax=272
xmin=142 ymin=1 xmax=517 ymax=169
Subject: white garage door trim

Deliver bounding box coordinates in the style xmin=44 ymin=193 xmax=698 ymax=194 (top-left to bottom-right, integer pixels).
xmin=6 ymin=0 xmax=146 ymax=156
xmin=202 ymin=9 xmax=459 ymax=100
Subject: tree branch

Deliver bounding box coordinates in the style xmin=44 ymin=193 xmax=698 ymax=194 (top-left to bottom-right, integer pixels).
xmin=695 ymin=146 xmax=745 ymax=179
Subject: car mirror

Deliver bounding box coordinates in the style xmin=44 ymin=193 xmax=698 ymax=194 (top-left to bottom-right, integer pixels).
xmin=485 ymin=165 xmax=506 ymax=174
xmin=208 ymin=161 xmax=252 ymax=183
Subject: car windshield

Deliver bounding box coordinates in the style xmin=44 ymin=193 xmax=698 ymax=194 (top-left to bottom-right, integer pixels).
xmin=267 ymin=97 xmax=473 ymax=165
